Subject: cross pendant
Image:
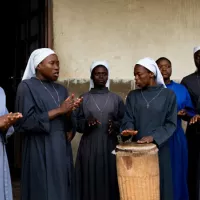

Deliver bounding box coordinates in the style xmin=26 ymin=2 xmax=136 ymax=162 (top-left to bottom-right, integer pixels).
xmin=147 ymin=104 xmax=149 ymax=109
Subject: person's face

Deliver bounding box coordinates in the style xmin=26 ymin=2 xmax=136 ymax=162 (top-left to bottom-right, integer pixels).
xmin=37 ymin=54 xmax=60 ymax=81
xmin=92 ymin=65 xmax=108 ymax=87
xmin=194 ymin=50 xmax=200 ymax=71
xmin=157 ymin=59 xmax=172 ymax=80
xmin=134 ymin=65 xmax=154 ymax=88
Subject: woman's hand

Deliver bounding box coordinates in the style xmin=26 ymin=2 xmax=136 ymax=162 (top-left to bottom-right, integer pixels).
xmin=137 ymin=136 xmax=154 ymax=144
xmin=59 ymin=94 xmax=75 ymax=114
xmin=66 ymin=131 xmax=75 ymax=142
xmin=189 ymin=115 xmax=200 ymax=125
xmin=121 ymin=129 xmax=138 ymax=136
xmin=178 ymin=109 xmax=187 ymax=116
xmin=87 ymin=116 xmax=101 ymax=127
xmin=0 ymin=112 xmax=23 ymax=132
xmin=108 ymin=120 xmax=113 ymax=134
xmin=73 ymin=97 xmax=83 ymax=110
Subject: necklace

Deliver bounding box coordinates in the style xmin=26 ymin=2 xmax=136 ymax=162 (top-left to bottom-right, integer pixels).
xmin=90 ymin=93 xmax=110 ymax=113
xmin=39 ymin=80 xmax=60 ymax=107
xmin=141 ymin=88 xmax=164 ymax=109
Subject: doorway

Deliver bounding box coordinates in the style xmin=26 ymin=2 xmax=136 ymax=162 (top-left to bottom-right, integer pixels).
xmin=1 ymin=0 xmax=53 ymax=199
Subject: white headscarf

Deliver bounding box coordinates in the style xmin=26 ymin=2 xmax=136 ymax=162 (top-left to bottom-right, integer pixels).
xmin=136 ymin=57 xmax=166 ymax=88
xmin=89 ymin=61 xmax=110 ymax=90
xmin=22 ymin=48 xmax=55 ymax=80
xmin=194 ymin=46 xmax=200 ymax=54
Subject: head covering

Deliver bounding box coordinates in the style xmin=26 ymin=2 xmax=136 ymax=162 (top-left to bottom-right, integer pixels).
xmin=194 ymin=46 xmax=200 ymax=54
xmin=136 ymin=57 xmax=166 ymax=88
xmin=89 ymin=61 xmax=110 ymax=90
xmin=22 ymin=48 xmax=55 ymax=80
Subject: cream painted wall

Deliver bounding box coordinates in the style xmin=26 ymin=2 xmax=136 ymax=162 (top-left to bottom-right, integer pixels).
xmin=53 ymin=0 xmax=200 ymax=81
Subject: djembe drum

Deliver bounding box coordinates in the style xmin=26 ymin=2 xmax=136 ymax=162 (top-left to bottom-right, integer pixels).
xmin=116 ymin=142 xmax=160 ymax=200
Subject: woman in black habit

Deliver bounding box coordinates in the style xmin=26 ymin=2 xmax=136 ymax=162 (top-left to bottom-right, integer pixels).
xmin=121 ymin=57 xmax=177 ymax=200
xmin=14 ymin=48 xmax=82 ymax=200
xmin=75 ymin=61 xmax=125 ymax=200
xmin=181 ymin=46 xmax=200 ymax=200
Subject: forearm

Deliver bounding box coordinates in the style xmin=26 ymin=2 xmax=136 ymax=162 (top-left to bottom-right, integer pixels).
xmin=48 ymin=108 xmax=63 ymax=120
xmin=151 ymin=123 xmax=176 ymax=147
xmin=14 ymin=111 xmax=50 ymax=134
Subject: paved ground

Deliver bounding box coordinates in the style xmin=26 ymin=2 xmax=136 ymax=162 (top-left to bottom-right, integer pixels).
xmin=12 ymin=179 xmax=20 ymax=200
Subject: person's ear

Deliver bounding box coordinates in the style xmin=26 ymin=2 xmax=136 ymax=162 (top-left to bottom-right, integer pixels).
xmin=149 ymin=72 xmax=155 ymax=78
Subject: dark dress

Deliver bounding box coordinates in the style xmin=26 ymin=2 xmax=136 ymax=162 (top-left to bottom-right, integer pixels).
xmin=75 ymin=88 xmax=125 ymax=200
xmin=181 ymin=72 xmax=200 ymax=200
xmin=121 ymin=85 xmax=177 ymax=200
xmin=166 ymin=81 xmax=195 ymax=200
xmin=14 ymin=77 xmax=75 ymax=200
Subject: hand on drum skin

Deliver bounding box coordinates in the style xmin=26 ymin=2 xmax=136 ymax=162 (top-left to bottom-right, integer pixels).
xmin=87 ymin=116 xmax=101 ymax=127
xmin=121 ymin=129 xmax=138 ymax=136
xmin=137 ymin=136 xmax=153 ymax=144
xmin=178 ymin=109 xmax=187 ymax=116
xmin=0 ymin=112 xmax=22 ymax=131
xmin=189 ymin=115 xmax=200 ymax=125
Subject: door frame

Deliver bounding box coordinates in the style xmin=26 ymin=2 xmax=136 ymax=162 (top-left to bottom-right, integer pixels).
xmin=13 ymin=0 xmax=54 ymax=171
xmin=45 ymin=0 xmax=53 ymax=48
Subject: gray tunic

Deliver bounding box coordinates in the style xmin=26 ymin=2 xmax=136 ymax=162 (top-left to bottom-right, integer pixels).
xmin=121 ymin=85 xmax=177 ymax=200
xmin=14 ymin=77 xmax=75 ymax=200
xmin=75 ymin=88 xmax=124 ymax=200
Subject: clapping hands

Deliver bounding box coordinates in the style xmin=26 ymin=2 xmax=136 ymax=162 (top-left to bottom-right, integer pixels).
xmin=60 ymin=94 xmax=83 ymax=115
xmin=189 ymin=115 xmax=200 ymax=125
xmin=0 ymin=112 xmax=23 ymax=132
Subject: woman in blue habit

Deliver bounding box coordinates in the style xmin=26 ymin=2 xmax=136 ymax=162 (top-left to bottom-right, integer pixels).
xmin=157 ymin=57 xmax=195 ymax=200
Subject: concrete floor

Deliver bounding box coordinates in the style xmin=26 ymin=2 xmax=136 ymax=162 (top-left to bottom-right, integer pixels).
xmin=12 ymin=180 xmax=20 ymax=200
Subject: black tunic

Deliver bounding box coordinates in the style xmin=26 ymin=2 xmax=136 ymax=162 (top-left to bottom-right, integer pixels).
xmin=181 ymin=72 xmax=200 ymax=200
xmin=14 ymin=77 xmax=75 ymax=200
xmin=75 ymin=88 xmax=125 ymax=200
xmin=121 ymin=85 xmax=177 ymax=200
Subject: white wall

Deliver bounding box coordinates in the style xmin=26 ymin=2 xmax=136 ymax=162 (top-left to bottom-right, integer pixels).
xmin=53 ymin=0 xmax=200 ymax=81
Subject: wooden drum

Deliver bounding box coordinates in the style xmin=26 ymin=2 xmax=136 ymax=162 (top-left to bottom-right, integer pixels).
xmin=116 ymin=142 xmax=160 ymax=200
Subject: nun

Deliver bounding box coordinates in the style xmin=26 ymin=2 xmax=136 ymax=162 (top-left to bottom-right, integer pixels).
xmin=14 ymin=48 xmax=82 ymax=200
xmin=0 ymin=87 xmax=22 ymax=200
xmin=181 ymin=46 xmax=200 ymax=200
xmin=75 ymin=61 xmax=125 ymax=200
xmin=121 ymin=57 xmax=177 ymax=200
xmin=156 ymin=57 xmax=195 ymax=200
